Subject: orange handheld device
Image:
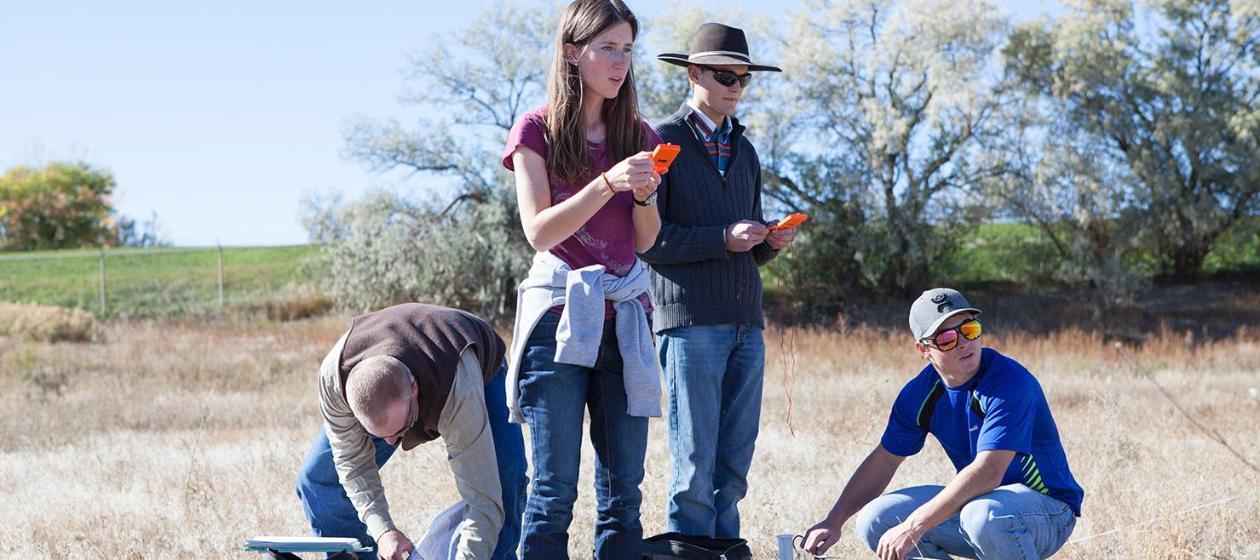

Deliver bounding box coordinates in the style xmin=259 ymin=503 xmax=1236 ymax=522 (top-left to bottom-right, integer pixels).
xmin=769 ymin=212 xmax=808 ymax=230
xmin=651 ymin=143 xmax=681 ymax=174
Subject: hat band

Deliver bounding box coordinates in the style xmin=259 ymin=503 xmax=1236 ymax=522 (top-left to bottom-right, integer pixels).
xmin=688 ymin=50 xmax=751 ymax=63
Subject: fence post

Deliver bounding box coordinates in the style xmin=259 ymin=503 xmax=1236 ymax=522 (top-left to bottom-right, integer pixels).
xmin=98 ymin=246 xmax=107 ymax=314
xmin=217 ymin=241 xmax=225 ymax=310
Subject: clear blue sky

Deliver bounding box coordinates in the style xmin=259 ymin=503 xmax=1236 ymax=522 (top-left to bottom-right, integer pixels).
xmin=0 ymin=0 xmax=1059 ymax=246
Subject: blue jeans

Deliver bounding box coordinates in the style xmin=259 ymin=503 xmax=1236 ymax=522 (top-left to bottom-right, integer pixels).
xmin=517 ymin=310 xmax=649 ymax=560
xmin=295 ymin=365 xmax=527 ymax=560
xmin=856 ymin=484 xmax=1077 ymax=559
xmin=659 ymin=324 xmax=765 ymax=538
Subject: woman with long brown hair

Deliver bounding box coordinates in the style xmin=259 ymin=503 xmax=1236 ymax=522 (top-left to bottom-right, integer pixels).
xmin=501 ymin=0 xmax=663 ymax=557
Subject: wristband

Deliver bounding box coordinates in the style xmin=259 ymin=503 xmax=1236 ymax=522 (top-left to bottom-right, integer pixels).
xmin=601 ymin=173 xmax=615 ymax=195
xmin=634 ymin=191 xmax=657 ymax=206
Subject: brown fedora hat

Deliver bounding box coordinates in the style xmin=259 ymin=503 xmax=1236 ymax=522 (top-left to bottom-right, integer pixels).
xmin=657 ymin=22 xmax=781 ymax=72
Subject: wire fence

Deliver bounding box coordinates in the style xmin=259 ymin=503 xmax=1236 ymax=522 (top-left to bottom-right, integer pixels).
xmin=0 ymin=245 xmax=318 ymax=318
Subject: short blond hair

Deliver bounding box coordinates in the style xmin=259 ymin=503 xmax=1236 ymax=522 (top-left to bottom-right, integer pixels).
xmin=345 ymin=355 xmax=412 ymax=427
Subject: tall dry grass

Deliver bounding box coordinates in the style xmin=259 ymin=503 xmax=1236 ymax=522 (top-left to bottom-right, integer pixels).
xmin=1 ymin=315 xmax=1258 ymax=559
xmin=0 ymin=302 xmax=96 ymax=343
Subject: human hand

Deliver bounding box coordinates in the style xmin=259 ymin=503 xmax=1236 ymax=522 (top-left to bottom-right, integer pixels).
xmin=766 ymin=225 xmax=797 ymax=250
xmin=876 ymin=520 xmax=923 ymax=560
xmin=801 ymin=518 xmax=844 ymax=557
xmin=632 ymin=170 xmax=661 ymax=203
xmin=605 ymin=151 xmax=657 ymax=193
xmin=724 ymin=220 xmax=769 ymax=252
xmin=376 ymin=528 xmax=415 ymax=560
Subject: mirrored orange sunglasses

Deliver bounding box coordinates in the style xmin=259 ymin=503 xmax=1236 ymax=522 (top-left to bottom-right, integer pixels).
xmin=921 ymin=318 xmax=983 ymax=352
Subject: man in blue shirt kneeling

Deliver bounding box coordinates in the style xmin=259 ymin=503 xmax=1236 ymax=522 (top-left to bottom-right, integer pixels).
xmin=802 ymin=288 xmax=1084 ymax=560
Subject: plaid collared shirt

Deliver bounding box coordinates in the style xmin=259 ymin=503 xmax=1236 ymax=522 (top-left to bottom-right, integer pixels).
xmin=687 ymin=108 xmax=734 ymax=175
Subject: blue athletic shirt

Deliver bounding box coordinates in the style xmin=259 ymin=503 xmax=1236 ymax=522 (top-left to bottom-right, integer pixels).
xmin=880 ymin=347 xmax=1084 ymax=516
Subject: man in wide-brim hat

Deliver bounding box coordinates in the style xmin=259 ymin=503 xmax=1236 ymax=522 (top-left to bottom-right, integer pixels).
xmin=640 ymin=22 xmax=797 ymax=541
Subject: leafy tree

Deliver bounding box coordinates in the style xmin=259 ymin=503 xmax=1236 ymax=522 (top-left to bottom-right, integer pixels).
xmin=344 ymin=2 xmax=552 ymax=202
xmin=765 ymin=0 xmax=1012 ymax=302
xmin=114 ymin=211 xmax=167 ymax=248
xmin=1004 ymin=0 xmax=1260 ymax=280
xmin=303 ymin=187 xmax=524 ymax=317
xmin=0 ymin=162 xmax=118 ymax=251
xmin=314 ymin=3 xmax=556 ymax=318
xmin=978 ymin=94 xmax=1150 ymax=305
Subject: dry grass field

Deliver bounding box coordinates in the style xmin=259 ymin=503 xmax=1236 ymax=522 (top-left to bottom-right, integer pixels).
xmin=2 ymin=309 xmax=1259 ymax=559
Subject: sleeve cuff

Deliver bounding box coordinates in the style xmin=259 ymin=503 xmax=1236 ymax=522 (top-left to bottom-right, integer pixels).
xmin=976 ymin=442 xmax=1029 ymax=454
xmin=365 ymin=514 xmax=396 ymax=541
xmin=713 ymin=226 xmax=730 ymax=259
xmin=880 ymin=435 xmax=924 ymax=458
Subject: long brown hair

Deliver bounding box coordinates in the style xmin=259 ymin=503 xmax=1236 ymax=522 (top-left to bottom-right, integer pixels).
xmin=545 ymin=0 xmax=645 ymax=183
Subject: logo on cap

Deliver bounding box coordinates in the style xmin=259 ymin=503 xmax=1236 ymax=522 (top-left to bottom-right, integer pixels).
xmin=932 ymin=293 xmax=954 ymax=313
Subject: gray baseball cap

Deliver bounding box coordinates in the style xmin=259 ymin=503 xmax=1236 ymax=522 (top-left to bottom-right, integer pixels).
xmin=909 ymin=288 xmax=982 ymax=341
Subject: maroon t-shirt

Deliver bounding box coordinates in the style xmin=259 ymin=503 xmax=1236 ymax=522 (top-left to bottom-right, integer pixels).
xmin=503 ymin=106 xmax=660 ymax=314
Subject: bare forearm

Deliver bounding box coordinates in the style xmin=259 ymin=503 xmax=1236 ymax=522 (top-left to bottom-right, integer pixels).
xmin=906 ymin=451 xmax=1012 ymax=534
xmin=823 ymin=447 xmax=902 ymax=526
xmin=632 ymin=203 xmax=661 ymax=253
xmin=526 ymin=177 xmax=615 ymax=251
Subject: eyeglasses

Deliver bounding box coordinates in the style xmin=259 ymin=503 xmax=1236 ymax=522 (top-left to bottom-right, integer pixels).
xmin=700 ymin=65 xmax=753 ymax=88
xmin=382 ymin=381 xmax=418 ymax=444
xmin=920 ymin=318 xmax=983 ymax=352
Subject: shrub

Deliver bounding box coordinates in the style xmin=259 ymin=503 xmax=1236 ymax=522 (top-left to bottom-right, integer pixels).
xmin=253 ymin=283 xmax=334 ymax=322
xmin=0 ymin=302 xmax=97 ymax=342
xmin=303 ymin=188 xmax=529 ymax=321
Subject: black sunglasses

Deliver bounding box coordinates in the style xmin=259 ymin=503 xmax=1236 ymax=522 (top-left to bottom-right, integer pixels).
xmin=700 ymin=65 xmax=753 ymax=88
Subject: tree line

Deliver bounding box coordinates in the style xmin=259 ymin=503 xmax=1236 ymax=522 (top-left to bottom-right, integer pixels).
xmin=10 ymin=1 xmax=1243 ymax=320
xmin=0 ymin=162 xmax=164 ymax=251
xmin=306 ymin=0 xmax=1257 ymax=321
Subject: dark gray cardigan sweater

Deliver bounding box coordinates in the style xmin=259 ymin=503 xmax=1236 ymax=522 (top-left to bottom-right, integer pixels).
xmin=639 ymin=104 xmax=779 ymax=333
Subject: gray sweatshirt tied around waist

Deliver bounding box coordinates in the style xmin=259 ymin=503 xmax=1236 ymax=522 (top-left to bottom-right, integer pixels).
xmin=506 ymin=251 xmax=662 ymax=423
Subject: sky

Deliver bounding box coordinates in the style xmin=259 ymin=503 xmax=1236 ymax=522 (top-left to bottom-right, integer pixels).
xmin=0 ymin=0 xmax=1062 ymax=247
